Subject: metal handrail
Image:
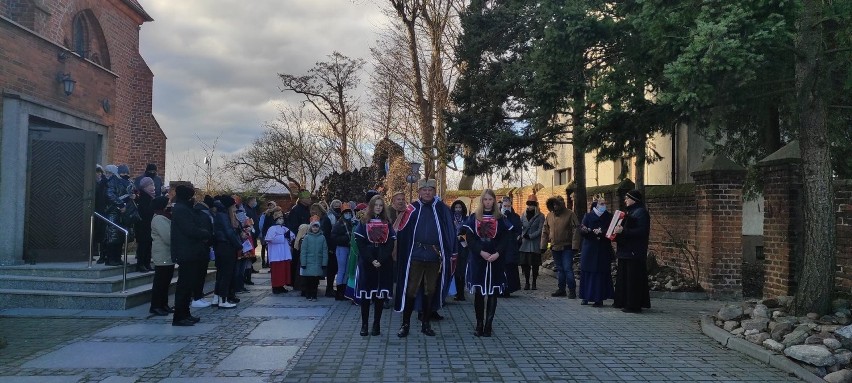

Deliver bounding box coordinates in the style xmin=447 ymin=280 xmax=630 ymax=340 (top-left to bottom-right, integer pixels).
xmin=90 ymin=212 xmax=129 ymax=292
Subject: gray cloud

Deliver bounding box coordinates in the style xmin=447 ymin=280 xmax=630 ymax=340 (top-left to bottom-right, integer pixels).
xmin=138 ymin=0 xmax=388 ymax=182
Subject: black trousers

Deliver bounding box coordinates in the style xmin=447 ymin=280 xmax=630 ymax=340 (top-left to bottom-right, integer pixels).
xmin=214 ymin=242 xmax=237 ymax=297
xmin=454 ymin=250 xmax=468 ymax=297
xmin=302 ymin=276 xmax=320 ymax=298
xmin=175 ymin=259 xmax=205 ymax=321
xmin=325 ymin=250 xmax=338 ymax=290
xmin=613 ymin=257 xmax=651 ymax=310
xmin=290 ymin=249 xmax=302 ymax=289
xmin=193 ymin=259 xmax=208 ymax=300
xmin=150 ymin=264 xmax=175 ymax=311
xmin=136 ymin=239 xmax=152 ymax=265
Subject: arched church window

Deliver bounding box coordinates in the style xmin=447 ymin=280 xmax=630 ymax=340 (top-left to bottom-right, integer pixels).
xmin=72 ymin=12 xmax=90 ymax=58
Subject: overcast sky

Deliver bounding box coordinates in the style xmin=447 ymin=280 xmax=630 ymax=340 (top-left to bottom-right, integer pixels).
xmin=138 ymin=0 xmax=389 ymax=184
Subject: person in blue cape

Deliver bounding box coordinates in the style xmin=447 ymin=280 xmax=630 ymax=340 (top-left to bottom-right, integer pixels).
xmin=393 ymin=178 xmax=455 ymax=337
xmin=578 ymin=194 xmax=615 ymax=307
xmin=460 ymin=189 xmax=512 ymax=337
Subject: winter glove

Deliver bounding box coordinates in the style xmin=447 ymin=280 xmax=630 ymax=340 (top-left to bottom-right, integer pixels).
xmin=522 ymin=234 xmax=530 ymax=239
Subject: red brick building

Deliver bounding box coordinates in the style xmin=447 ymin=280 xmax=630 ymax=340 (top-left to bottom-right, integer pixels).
xmin=0 ymin=0 xmax=164 ymax=264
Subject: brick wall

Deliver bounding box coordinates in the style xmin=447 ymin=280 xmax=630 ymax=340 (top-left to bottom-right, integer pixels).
xmin=760 ymin=160 xmax=803 ymax=297
xmin=0 ymin=0 xmax=164 ymax=175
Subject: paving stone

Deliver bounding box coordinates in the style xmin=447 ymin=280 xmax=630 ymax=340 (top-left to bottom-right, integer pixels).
xmin=94 ymin=323 xmax=218 ymax=337
xmin=238 ymin=307 xmax=328 ymax=318
xmin=216 ymin=345 xmax=300 ymax=371
xmin=159 ymin=379 xmax=268 ymax=383
xmin=22 ymin=341 xmax=184 ymax=369
xmin=248 ymin=319 xmax=319 ymax=340
xmin=0 ymin=377 xmax=83 ymax=383
xmin=98 ymin=377 xmax=139 ymax=383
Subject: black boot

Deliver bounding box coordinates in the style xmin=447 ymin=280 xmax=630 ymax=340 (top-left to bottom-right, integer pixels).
xmin=325 ymin=281 xmax=335 ymax=297
xmin=484 ymin=295 xmax=497 ymax=337
xmin=568 ymin=288 xmax=577 ymax=299
xmin=371 ymin=298 xmax=383 ymax=336
xmin=244 ymin=269 xmax=255 ymax=285
xmin=421 ymin=296 xmax=435 ymax=336
xmin=360 ymin=303 xmax=370 ymax=336
xmin=474 ymin=294 xmax=485 ymax=337
xmin=532 ymin=267 xmax=539 ymax=290
xmin=335 ymin=285 xmax=346 ymax=301
xmin=522 ymin=265 xmax=531 ymax=290
xmin=398 ymin=299 xmax=413 ymax=337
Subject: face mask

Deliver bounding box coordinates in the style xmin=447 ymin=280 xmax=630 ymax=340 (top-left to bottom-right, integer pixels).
xmin=526 ymin=208 xmax=534 ymax=213
xmin=343 ymin=213 xmax=352 ymax=220
xmin=501 ymin=208 xmax=509 ymax=215
xmin=249 ymin=201 xmax=257 ymax=208
xmin=120 ymin=174 xmax=130 ymax=180
xmin=597 ymin=205 xmax=607 ymax=214
xmin=276 ymin=218 xmax=284 ymax=225
xmin=333 ymin=208 xmax=341 ymax=214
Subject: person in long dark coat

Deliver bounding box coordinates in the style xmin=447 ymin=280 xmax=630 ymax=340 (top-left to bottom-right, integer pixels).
xmin=134 ymin=177 xmax=157 ymax=272
xmin=613 ymin=189 xmax=652 ymax=313
xmin=450 ymin=200 xmax=469 ymax=301
xmin=500 ymin=196 xmax=522 ymax=297
xmin=460 ymin=189 xmax=512 ymax=337
xmin=578 ymin=195 xmax=615 ymax=307
xmin=170 ymin=185 xmax=213 ymax=326
xmin=354 ymin=195 xmax=396 ymax=336
xmin=393 ymin=179 xmax=455 ymax=338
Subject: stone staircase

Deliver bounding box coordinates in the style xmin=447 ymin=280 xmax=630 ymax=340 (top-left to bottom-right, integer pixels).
xmin=0 ymin=262 xmax=216 ymax=310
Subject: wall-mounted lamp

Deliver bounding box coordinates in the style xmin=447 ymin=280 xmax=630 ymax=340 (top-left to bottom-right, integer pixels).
xmin=101 ymin=98 xmax=110 ymax=113
xmin=57 ymin=73 xmax=76 ymax=96
xmin=57 ymin=51 xmax=70 ymax=62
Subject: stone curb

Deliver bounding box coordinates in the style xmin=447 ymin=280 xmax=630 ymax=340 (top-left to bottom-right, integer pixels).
xmin=700 ymin=315 xmax=825 ymax=383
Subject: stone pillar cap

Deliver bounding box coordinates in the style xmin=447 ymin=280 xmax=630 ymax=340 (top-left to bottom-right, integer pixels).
xmin=758 ymin=140 xmax=801 ymax=166
xmin=691 ymin=155 xmax=746 ymax=177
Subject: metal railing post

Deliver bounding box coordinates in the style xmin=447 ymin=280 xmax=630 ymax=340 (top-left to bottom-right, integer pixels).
xmin=88 ymin=215 xmax=95 ymax=269
xmin=91 ymin=212 xmax=130 ymax=292
xmin=123 ymin=232 xmax=129 ymax=293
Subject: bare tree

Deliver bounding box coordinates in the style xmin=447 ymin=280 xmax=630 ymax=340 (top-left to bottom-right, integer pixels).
xmin=229 ymin=106 xmax=334 ymax=194
xmin=373 ymin=0 xmax=467 ymax=193
xmin=279 ymin=52 xmax=366 ymax=171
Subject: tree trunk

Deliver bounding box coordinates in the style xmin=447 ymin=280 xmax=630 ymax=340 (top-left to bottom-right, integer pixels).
xmin=634 ymin=135 xmax=647 ymax=194
xmin=571 ymin=91 xmax=587 ymax=215
xmin=764 ymin=104 xmax=782 ymax=155
xmin=402 ymin=19 xmax=435 ymax=179
xmin=792 ymin=0 xmax=834 ymax=316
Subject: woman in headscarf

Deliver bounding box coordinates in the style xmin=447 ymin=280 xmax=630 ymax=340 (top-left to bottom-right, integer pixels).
xmin=578 ymin=194 xmax=615 ymax=307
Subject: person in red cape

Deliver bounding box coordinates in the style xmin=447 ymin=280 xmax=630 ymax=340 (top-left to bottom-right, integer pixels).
xmin=353 ymin=195 xmax=396 ymax=336
xmin=393 ymin=179 xmax=456 ymax=337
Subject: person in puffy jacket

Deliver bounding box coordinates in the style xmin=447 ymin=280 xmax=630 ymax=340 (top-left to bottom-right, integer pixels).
xmin=300 ymin=216 xmax=328 ymax=301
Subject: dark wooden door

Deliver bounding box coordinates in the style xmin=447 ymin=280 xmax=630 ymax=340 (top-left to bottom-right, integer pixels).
xmin=25 ymin=123 xmax=97 ymax=262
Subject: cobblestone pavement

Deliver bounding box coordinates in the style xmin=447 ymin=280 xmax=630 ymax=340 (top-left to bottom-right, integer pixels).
xmin=0 ymin=273 xmax=801 ymax=383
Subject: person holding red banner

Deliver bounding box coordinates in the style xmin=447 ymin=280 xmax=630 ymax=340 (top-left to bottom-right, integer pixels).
xmin=460 ymin=189 xmax=512 ymax=337
xmin=353 ymin=195 xmax=396 ymax=336
xmin=613 ymin=189 xmax=651 ymax=313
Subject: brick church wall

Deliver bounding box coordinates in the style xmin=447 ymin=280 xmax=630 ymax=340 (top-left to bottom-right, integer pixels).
xmin=0 ymin=0 xmax=164 ymax=175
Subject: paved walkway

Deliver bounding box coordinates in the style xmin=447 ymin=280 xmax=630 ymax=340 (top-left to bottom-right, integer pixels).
xmin=0 ymin=273 xmax=800 ymax=383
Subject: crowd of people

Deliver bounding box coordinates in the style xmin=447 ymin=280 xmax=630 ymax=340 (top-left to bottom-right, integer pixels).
xmin=93 ymin=164 xmax=652 ymax=331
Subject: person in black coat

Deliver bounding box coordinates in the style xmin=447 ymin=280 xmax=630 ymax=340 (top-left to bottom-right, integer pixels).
xmin=170 ymin=185 xmax=213 ymax=326
xmin=134 ymin=177 xmax=157 ymax=272
xmin=613 ymin=189 xmax=651 ymax=313
xmin=287 ymin=191 xmax=313 ymax=292
xmin=450 ymin=200 xmax=468 ymax=301
xmin=500 ymin=196 xmax=523 ymax=297
xmin=133 ymin=163 xmax=164 ymax=197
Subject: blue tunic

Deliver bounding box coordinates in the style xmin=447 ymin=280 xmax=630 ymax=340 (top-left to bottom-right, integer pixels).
xmin=393 ymin=199 xmax=456 ymax=312
xmin=460 ymin=213 xmax=511 ymax=296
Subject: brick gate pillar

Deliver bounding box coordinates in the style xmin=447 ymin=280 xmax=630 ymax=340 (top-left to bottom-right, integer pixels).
xmin=691 ymin=156 xmax=747 ymax=297
xmin=758 ymin=141 xmax=803 ymax=297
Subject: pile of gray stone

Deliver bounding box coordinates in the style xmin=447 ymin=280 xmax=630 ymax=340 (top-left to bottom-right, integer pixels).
xmin=647 ymin=266 xmax=701 ymax=292
xmin=713 ymin=297 xmax=852 ymax=382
